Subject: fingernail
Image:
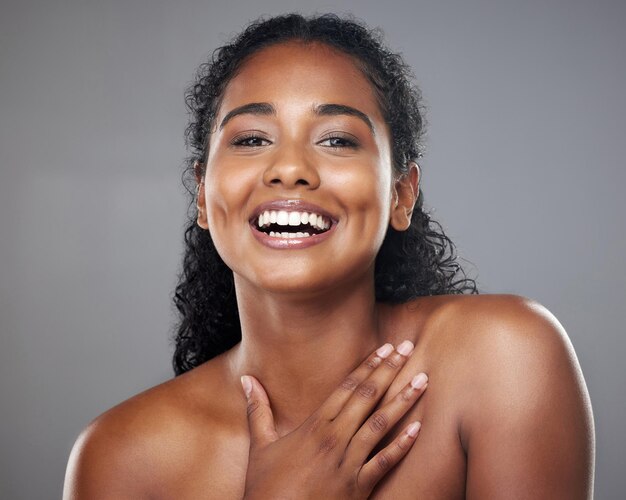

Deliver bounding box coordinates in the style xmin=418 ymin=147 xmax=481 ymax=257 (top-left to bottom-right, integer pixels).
xmin=406 ymin=421 xmax=421 ymax=438
xmin=376 ymin=343 xmax=394 ymax=358
xmin=411 ymin=373 xmax=428 ymax=390
xmin=240 ymin=375 xmax=252 ymax=399
xmin=396 ymin=340 xmax=414 ymax=356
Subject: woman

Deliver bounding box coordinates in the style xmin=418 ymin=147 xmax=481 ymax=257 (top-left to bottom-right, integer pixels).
xmin=64 ymin=14 xmax=594 ymax=499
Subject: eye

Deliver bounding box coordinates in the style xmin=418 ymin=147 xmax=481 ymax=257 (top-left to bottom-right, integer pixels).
xmin=318 ymin=133 xmax=359 ymax=149
xmin=231 ymin=132 xmax=272 ymax=148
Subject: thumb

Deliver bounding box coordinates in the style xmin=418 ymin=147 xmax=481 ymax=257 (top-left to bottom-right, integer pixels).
xmin=241 ymin=375 xmax=279 ymax=449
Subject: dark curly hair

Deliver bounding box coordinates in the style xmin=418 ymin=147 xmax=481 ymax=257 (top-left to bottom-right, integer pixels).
xmin=173 ymin=13 xmax=477 ymax=375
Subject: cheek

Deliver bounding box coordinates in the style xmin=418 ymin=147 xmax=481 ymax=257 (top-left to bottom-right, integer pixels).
xmin=202 ymin=179 xmax=249 ymax=275
xmin=334 ymin=163 xmax=392 ymax=213
xmin=202 ymin=166 xmax=256 ymax=265
xmin=204 ymin=162 xmax=252 ymax=223
xmin=330 ymin=164 xmax=393 ymax=251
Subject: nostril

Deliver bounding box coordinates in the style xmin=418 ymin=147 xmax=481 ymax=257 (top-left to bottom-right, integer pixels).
xmin=269 ymin=178 xmax=309 ymax=186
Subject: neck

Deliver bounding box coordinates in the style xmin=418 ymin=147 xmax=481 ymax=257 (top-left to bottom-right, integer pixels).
xmin=228 ymin=272 xmax=384 ymax=436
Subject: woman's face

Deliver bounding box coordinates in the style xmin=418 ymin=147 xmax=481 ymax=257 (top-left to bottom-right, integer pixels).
xmin=198 ymin=41 xmax=414 ymax=295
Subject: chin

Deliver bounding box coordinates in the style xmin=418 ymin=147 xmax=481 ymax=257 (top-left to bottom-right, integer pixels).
xmin=233 ymin=258 xmax=376 ymax=299
xmin=251 ymin=270 xmax=337 ymax=296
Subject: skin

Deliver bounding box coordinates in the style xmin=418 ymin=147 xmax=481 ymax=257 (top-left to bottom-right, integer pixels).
xmin=63 ymin=42 xmax=594 ymax=499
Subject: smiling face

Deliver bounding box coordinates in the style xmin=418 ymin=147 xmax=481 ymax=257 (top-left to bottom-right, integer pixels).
xmin=197 ymin=41 xmax=417 ymax=296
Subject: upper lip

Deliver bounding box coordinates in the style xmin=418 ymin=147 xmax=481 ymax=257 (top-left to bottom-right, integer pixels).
xmin=249 ymin=199 xmax=337 ymax=224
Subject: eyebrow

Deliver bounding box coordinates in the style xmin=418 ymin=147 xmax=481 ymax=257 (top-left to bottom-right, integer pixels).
xmin=218 ymin=102 xmax=375 ymax=134
xmin=219 ymin=102 xmax=276 ymax=130
xmin=313 ymin=103 xmax=375 ymax=135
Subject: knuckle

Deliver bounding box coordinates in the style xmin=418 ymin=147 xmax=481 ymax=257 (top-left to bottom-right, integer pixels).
xmin=400 ymin=387 xmax=415 ymax=402
xmin=383 ymin=355 xmax=402 ymax=370
xmin=340 ymin=376 xmax=359 ymax=392
xmin=364 ymin=357 xmax=379 ymax=370
xmin=317 ymin=433 xmax=338 ymax=454
xmin=396 ymin=437 xmax=411 ymax=452
xmin=368 ymin=412 xmax=389 ymax=433
xmin=246 ymin=399 xmax=261 ymax=418
xmin=376 ymin=452 xmax=393 ymax=472
xmin=357 ymin=381 xmax=378 ymax=400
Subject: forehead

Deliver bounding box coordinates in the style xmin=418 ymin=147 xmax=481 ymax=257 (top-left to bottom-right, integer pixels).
xmin=217 ymin=41 xmax=385 ymax=123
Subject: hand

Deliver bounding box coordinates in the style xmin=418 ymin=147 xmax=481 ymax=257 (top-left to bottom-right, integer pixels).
xmin=240 ymin=341 xmax=428 ymax=499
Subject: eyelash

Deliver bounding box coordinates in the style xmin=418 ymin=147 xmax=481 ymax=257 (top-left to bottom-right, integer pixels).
xmin=231 ymin=133 xmax=270 ymax=148
xmin=318 ymin=134 xmax=359 ymax=149
xmin=230 ymin=133 xmax=359 ymax=149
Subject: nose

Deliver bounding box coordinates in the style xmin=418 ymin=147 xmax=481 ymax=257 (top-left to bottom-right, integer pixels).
xmin=262 ymin=144 xmax=321 ymax=190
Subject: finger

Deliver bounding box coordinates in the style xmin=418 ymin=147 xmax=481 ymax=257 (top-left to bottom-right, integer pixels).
xmin=318 ymin=343 xmax=395 ymax=421
xmin=345 ymin=372 xmax=428 ymax=469
xmin=356 ymin=420 xmax=421 ymax=494
xmin=241 ymin=375 xmax=279 ymax=450
xmin=332 ymin=340 xmax=414 ymax=436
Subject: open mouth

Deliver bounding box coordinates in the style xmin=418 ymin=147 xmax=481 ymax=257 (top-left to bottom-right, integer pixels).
xmin=253 ymin=209 xmax=332 ymax=238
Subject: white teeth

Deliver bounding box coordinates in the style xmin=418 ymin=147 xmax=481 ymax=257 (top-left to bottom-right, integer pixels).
xmin=288 ymin=212 xmax=300 ymax=226
xmin=256 ymin=209 xmax=331 ymax=231
xmin=276 ymin=211 xmax=289 ymax=226
xmin=268 ymin=231 xmax=311 ymax=238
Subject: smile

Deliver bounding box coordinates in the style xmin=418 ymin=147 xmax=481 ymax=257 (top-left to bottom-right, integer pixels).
xmin=249 ymin=200 xmax=337 ymax=249
xmin=255 ymin=210 xmax=332 ymax=238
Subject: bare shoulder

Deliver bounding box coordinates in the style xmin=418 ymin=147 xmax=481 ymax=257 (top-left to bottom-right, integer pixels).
xmin=384 ymin=293 xmax=586 ymax=397
xmin=63 ymin=357 xmax=239 ymax=499
xmin=407 ymin=294 xmax=595 ymax=498
xmin=406 ymin=293 xmax=579 ymax=362
xmin=412 ymin=294 xmax=591 ymax=413
xmin=388 ymin=294 xmax=576 ymax=368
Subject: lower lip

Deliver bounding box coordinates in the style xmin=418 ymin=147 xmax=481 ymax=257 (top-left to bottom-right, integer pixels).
xmin=250 ymin=223 xmax=336 ymax=249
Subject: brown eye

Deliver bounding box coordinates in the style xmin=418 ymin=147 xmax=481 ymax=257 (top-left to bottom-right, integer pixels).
xmin=318 ymin=133 xmax=359 ymax=149
xmin=231 ymin=134 xmax=271 ymax=147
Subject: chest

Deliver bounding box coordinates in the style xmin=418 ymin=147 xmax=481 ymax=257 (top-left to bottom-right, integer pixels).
xmin=370 ymin=385 xmax=467 ymax=499
xmin=155 ymin=392 xmax=466 ymax=499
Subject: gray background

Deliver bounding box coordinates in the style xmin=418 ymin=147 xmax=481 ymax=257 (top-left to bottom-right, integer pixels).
xmin=1 ymin=0 xmax=624 ymax=498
